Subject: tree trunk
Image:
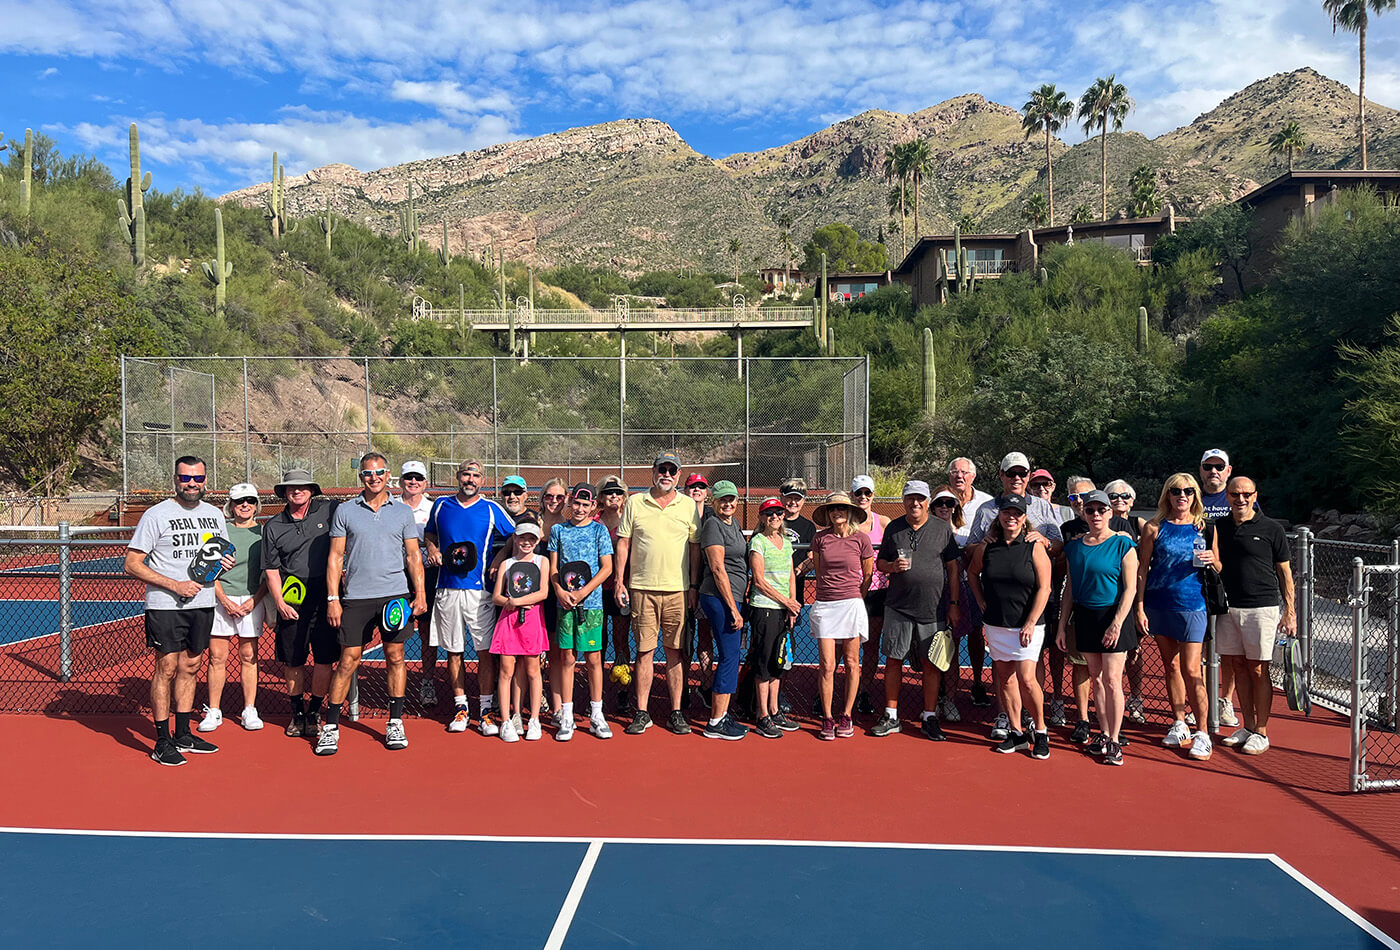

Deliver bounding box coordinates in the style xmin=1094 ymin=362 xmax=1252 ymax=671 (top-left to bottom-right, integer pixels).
xmin=1045 ymin=128 xmax=1055 ymax=227
xmin=1100 ymin=125 xmax=1108 ymax=220
xmin=913 ymin=169 xmax=921 ymax=242
xmin=1360 ymin=22 xmax=1368 ymax=170
xmin=900 ymin=180 xmax=908 ymax=260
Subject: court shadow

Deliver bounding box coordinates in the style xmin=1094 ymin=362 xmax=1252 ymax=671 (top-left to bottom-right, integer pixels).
xmin=1360 ymin=908 xmax=1400 ymax=942
xmin=45 ymin=710 xmax=151 ymax=754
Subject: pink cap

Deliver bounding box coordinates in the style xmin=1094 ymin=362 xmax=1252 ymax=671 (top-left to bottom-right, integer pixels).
xmin=1029 ymin=469 xmax=1054 ymax=483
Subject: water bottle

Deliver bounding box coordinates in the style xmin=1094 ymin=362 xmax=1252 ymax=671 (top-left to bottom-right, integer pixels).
xmin=1192 ymin=530 xmax=1207 ymax=568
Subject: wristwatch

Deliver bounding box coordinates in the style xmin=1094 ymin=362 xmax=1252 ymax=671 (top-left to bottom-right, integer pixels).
xmin=326 ymin=595 xmax=340 ymax=601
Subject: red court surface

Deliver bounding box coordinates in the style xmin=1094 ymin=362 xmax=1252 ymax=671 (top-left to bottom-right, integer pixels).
xmin=3 ymin=704 xmax=1397 ymax=939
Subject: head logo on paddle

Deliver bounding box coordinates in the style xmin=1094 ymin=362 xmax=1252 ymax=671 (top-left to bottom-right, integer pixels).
xmin=506 ymin=560 xmax=541 ymax=625
xmin=445 ymin=541 xmax=477 ymax=574
xmin=280 ymin=575 xmax=306 ymax=607
xmin=188 ymin=535 xmax=235 ymax=585
xmin=560 ymin=560 xmax=592 ymax=593
xmin=380 ymin=596 xmax=412 ymax=634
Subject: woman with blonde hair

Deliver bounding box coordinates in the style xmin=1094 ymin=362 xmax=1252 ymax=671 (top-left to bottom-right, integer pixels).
xmin=1135 ymin=473 xmax=1217 ymax=762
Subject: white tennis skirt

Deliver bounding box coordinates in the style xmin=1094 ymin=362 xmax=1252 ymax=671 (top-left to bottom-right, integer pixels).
xmin=213 ymin=594 xmax=266 ymax=639
xmin=985 ymin=623 xmax=1045 ymax=663
xmin=810 ymin=597 xmax=869 ymax=642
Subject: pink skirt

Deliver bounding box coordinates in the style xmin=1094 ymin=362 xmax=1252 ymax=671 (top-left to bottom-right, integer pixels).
xmin=491 ymin=604 xmax=548 ymax=655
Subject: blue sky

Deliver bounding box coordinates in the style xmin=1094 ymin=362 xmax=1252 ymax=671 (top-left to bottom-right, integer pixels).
xmin=3 ymin=0 xmax=1397 ymax=195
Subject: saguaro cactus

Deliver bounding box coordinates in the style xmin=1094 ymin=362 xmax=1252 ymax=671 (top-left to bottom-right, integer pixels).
xmin=201 ymin=208 xmax=233 ymax=315
xmin=398 ymin=182 xmax=419 ymax=251
xmin=1137 ymin=306 xmax=1149 ymax=354
xmin=317 ymin=195 xmax=336 ymax=253
xmin=116 ymin=124 xmax=149 ymax=265
xmin=438 ymin=216 xmax=451 ymax=265
xmin=922 ymin=326 xmax=936 ymax=416
xmin=952 ymin=226 xmax=964 ymax=293
xmin=268 ymin=152 xmax=289 ymax=239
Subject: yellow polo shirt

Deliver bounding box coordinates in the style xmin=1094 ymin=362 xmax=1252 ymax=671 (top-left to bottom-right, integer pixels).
xmin=618 ymin=490 xmax=700 ymax=591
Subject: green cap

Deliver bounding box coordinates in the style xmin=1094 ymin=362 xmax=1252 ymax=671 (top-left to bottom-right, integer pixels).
xmin=711 ymin=480 xmax=739 ymax=500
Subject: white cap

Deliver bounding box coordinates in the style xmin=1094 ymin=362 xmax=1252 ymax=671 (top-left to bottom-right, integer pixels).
xmin=514 ymin=520 xmax=542 ymax=538
xmin=1000 ymin=452 xmax=1031 ymax=472
xmin=401 ymin=460 xmax=428 ymax=478
xmin=903 ymin=479 xmax=932 ymax=498
xmin=228 ymin=482 xmax=258 ymax=500
xmin=1200 ymin=449 xmax=1230 ymax=466
xmin=851 ymin=474 xmax=875 ymax=493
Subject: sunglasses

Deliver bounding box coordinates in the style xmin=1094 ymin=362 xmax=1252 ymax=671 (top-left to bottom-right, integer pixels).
xmin=360 ymin=468 xmax=388 ymax=478
xmin=763 ymin=509 xmax=785 ymax=517
xmin=1067 ymin=493 xmax=1084 ymax=502
xmin=933 ymin=499 xmax=957 ymax=508
xmin=1029 ymin=481 xmax=1052 ymax=489
xmin=1004 ymin=469 xmax=1029 ymax=479
xmin=401 ymin=474 xmax=425 ymax=482
xmin=603 ymin=489 xmax=625 ymax=497
xmin=1084 ymin=506 xmax=1110 ymax=516
xmin=501 ymin=488 xmax=524 ymax=496
xmin=231 ymin=497 xmax=257 ymax=506
xmin=1228 ymin=490 xmax=1256 ymax=499
xmin=543 ymin=493 xmax=566 ymax=501
xmin=176 ymin=474 xmax=206 ymax=483
xmin=1201 ymin=463 xmax=1226 ymax=472
xmin=853 ymin=489 xmax=873 ymax=497
xmin=656 ymin=466 xmax=678 ymax=476
xmin=1107 ymin=492 xmax=1132 ymax=501
xmin=1169 ymin=486 xmax=1196 ymax=497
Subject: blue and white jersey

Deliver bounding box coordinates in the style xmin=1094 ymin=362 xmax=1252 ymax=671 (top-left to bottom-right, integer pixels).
xmin=426 ymin=495 xmax=516 ymax=591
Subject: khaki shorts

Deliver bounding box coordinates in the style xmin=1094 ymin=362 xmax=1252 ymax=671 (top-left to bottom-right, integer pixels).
xmin=630 ymin=589 xmax=686 ymax=654
xmin=1215 ymin=605 xmax=1280 ymax=662
xmin=430 ymin=588 xmax=496 ymax=653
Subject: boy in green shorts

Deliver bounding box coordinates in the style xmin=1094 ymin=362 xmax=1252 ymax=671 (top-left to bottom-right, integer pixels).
xmin=549 ymin=483 xmax=615 ymax=740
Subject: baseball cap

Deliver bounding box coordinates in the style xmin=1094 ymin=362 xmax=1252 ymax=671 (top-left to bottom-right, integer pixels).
xmin=711 ymin=480 xmax=738 ymax=500
xmin=1000 ymin=452 xmax=1031 ymax=473
xmin=228 ymin=482 xmax=259 ymax=502
xmin=1201 ymin=449 xmax=1230 ymax=466
xmin=759 ymin=496 xmax=784 ymax=514
xmin=571 ymin=482 xmax=595 ymax=501
xmin=502 ymin=475 xmax=527 ymax=491
xmin=997 ymin=492 xmax=1029 ymax=513
xmin=780 ymin=477 xmax=807 ymax=498
xmin=1080 ymin=489 xmax=1112 ymax=509
xmin=401 ymin=460 xmax=427 ymax=478
xmin=598 ymin=474 xmax=627 ymax=493
xmin=851 ymin=474 xmax=875 ymax=493
xmin=685 ymin=473 xmax=709 ymax=489
xmin=1028 ymin=468 xmax=1054 ymax=484
xmin=653 ymin=452 xmax=681 ymax=468
xmin=902 ymin=479 xmax=931 ymax=498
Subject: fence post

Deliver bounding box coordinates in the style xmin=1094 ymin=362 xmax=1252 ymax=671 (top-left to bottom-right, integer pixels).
xmin=744 ymin=360 xmax=751 ymax=506
xmin=242 ymin=357 xmax=251 ymax=481
xmin=363 ymin=358 xmax=373 ymax=452
xmin=1206 ymin=615 xmax=1220 ymax=734
xmin=58 ymin=521 xmax=72 ymax=682
xmin=1298 ymin=526 xmax=1314 ymax=691
xmin=492 ymin=357 xmax=500 ymax=486
xmin=348 ymin=669 xmax=360 ymax=722
xmin=1350 ymin=557 xmax=1366 ymax=791
xmin=120 ymin=357 xmax=129 ymax=499
xmin=1389 ymin=540 xmax=1400 ymax=729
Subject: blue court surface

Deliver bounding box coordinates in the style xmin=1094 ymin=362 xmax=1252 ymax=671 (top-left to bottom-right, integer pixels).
xmin=0 ymin=599 xmax=143 ymax=647
xmin=1 ymin=831 xmax=1393 ymax=949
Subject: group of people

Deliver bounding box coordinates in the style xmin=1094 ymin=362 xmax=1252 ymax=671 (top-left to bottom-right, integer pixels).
xmin=128 ymin=447 xmax=1295 ymax=768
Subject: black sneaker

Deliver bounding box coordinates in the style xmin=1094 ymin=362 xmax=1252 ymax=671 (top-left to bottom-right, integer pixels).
xmin=755 ymin=716 xmax=782 ymax=739
xmin=994 ymin=731 xmax=1029 ymax=754
xmin=702 ymin=715 xmax=747 ymax=740
xmin=305 ymin=712 xmax=319 ymax=741
xmin=969 ymin=683 xmax=992 ymax=707
xmin=870 ymin=716 xmax=901 ymax=737
xmin=1103 ymin=740 xmax=1124 ymax=766
xmin=616 ymin=688 xmax=635 ymax=716
xmin=777 ymin=691 xmax=793 ymax=716
xmin=284 ymin=712 xmax=305 ymax=738
xmin=624 ymin=710 xmax=652 ymax=735
xmin=1020 ymin=711 xmax=1034 ymax=732
xmin=854 ymin=690 xmax=875 ymax=716
xmin=811 ymin=696 xmax=824 ymax=718
xmin=150 ymin=737 xmax=186 ymax=767
xmin=1070 ymin=719 xmax=1092 ymax=745
xmin=1118 ymin=733 xmax=1132 ymax=747
xmin=770 ymin=710 xmax=800 ymax=732
xmin=1032 ymin=731 xmax=1051 ymax=759
xmin=1086 ymin=732 xmax=1109 ymax=757
xmin=174 ymin=733 xmax=218 ymax=755
xmin=667 ymin=710 xmax=693 ymax=735
xmin=920 ymin=717 xmax=947 ymax=741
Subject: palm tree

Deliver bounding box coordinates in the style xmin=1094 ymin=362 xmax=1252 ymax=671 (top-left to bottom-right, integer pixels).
xmin=904 ymin=138 xmax=933 ymax=241
xmin=1324 ymin=0 xmax=1396 ymax=170
xmin=728 ymin=237 xmax=743 ymax=284
xmin=1022 ymin=193 xmax=1050 ymax=227
xmin=1128 ymin=165 xmax=1161 ymax=217
xmin=1269 ymin=121 xmax=1309 ymax=170
xmin=1070 ymin=204 xmax=1094 ymax=225
xmin=1021 ymin=83 xmax=1074 ymax=226
xmin=776 ymin=211 xmax=795 ymax=272
xmin=1078 ymin=76 xmax=1134 ymax=220
xmin=883 ymin=143 xmax=911 ymax=259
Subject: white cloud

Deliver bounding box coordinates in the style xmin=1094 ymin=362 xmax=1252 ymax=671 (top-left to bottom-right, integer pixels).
xmin=388 ymin=80 xmax=517 ymax=117
xmin=38 ymin=66 xmax=59 ymax=78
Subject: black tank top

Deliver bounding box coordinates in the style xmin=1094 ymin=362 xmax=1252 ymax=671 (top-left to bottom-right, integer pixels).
xmin=981 ymin=538 xmax=1042 ymax=627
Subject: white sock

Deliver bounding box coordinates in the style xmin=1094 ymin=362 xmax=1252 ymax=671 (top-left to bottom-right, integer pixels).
xmin=561 ymin=702 xmax=574 ymax=717
xmin=709 ymin=717 xmax=723 ymax=726
xmin=1174 ymin=719 xmax=1185 ymax=728
xmin=455 ymin=696 xmax=468 ymax=709
xmin=590 ymin=701 xmax=603 ymax=717
xmin=886 ymin=707 xmax=899 ymax=720
xmin=480 ymin=694 xmax=494 ymax=713
xmin=921 ymin=710 xmax=936 ymax=721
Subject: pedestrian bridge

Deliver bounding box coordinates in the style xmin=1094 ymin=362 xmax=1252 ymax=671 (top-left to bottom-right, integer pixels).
xmin=410 ymin=295 xmax=816 ymax=332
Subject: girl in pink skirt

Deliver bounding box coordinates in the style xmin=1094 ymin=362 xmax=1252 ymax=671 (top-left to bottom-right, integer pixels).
xmin=491 ymin=514 xmax=550 ymax=741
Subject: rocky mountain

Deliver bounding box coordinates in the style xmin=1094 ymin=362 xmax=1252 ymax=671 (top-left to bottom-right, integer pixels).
xmin=222 ymin=68 xmax=1400 ymax=273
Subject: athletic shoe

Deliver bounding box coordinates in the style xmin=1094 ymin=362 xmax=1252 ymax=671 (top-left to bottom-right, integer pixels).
xmin=616 ymin=688 xmax=634 ymax=716
xmin=939 ymin=695 xmax=961 ymax=723
xmin=1127 ymin=696 xmax=1147 ymax=724
xmin=1241 ymin=733 xmax=1270 ymax=755
xmin=479 ymin=710 xmax=500 ymax=737
xmin=174 ymin=733 xmax=218 ymax=754
xmin=855 ymin=690 xmax=875 ymax=716
xmin=870 ymin=715 xmax=901 ymax=737
xmin=240 ymin=707 xmax=264 ymax=731
xmin=835 ymin=715 xmax=855 ymax=738
xmin=1103 ymin=740 xmax=1124 ymax=766
xmin=500 ymin=717 xmax=520 ymax=742
xmin=1070 ymin=720 xmax=1092 ymax=745
xmin=314 ymin=726 xmax=339 ymax=756
xmin=777 ymin=691 xmax=793 ymax=716
xmin=511 ymin=713 xmax=524 ymax=736
xmin=284 ymin=712 xmax=306 ymax=738
xmin=419 ymin=679 xmax=438 ymax=707
xmin=970 ymin=683 xmax=992 ymax=707
xmin=150 ymin=737 xmax=186 ymax=767
xmin=1185 ymin=711 xmax=1197 ymax=727
xmin=818 ymin=717 xmax=837 ymax=740
xmin=447 ymin=707 xmax=471 ymax=733
xmin=811 ymin=696 xmax=824 ymax=718
xmin=590 ymin=715 xmax=613 ymax=739
xmin=305 ymin=712 xmax=319 ymax=740
xmin=771 ymin=710 xmax=800 ymax=732
xmin=1118 ymin=733 xmax=1132 ymax=747
xmin=385 ymin=718 xmax=408 ymax=750
xmin=525 ymin=718 xmax=542 ymax=741
xmin=1163 ymin=720 xmax=1192 ymax=748
xmin=1221 ymin=727 xmax=1252 ymax=748
xmin=702 ymin=715 xmax=748 ymax=740
xmin=1218 ymin=698 xmax=1239 ymax=728
xmin=755 ymin=716 xmax=782 ymax=739
xmin=989 ymin=712 xmax=1011 ymax=741
xmin=994 ymin=731 xmax=1028 ymax=754
xmin=1031 ymin=731 xmax=1050 ymax=760
xmin=667 ymin=710 xmax=692 ymax=735
xmin=197 ymin=706 xmax=222 ymax=733
xmin=625 ymin=710 xmax=653 ymax=735
xmin=556 ymin=716 xmax=575 ymax=741
xmin=921 ymin=716 xmax=947 ymax=741
xmin=1188 ymin=731 xmax=1213 ymax=761
xmin=1020 ymin=710 xmax=1034 ymax=732
xmin=1085 ymin=732 xmax=1109 ymax=757
xmin=1048 ymin=698 xmax=1067 ymax=727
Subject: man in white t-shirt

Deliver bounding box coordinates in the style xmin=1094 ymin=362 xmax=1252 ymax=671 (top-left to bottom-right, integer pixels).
xmin=125 ymin=456 xmax=234 ymax=767
xmin=398 ymin=460 xmax=439 ymax=707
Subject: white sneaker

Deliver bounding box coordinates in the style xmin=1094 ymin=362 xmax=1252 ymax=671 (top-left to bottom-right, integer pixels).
xmin=1218 ymin=698 xmax=1239 ymax=728
xmin=525 ymin=717 xmax=542 ymax=741
xmin=555 ymin=717 xmax=575 ymax=741
xmin=989 ymin=712 xmax=1011 ymax=741
xmin=1188 ymin=731 xmax=1213 ymax=761
xmin=511 ymin=713 xmax=524 ymax=735
xmin=314 ymin=725 xmax=339 ymax=756
xmin=1184 ymin=711 xmax=1197 ymax=727
xmin=1048 ymin=698 xmax=1066 ymax=727
xmin=385 ymin=718 xmax=408 ymax=750
xmin=447 ymin=706 xmax=471 ymax=733
xmin=479 ymin=710 xmax=500 ymax=737
xmin=590 ymin=715 xmax=613 ymax=739
xmin=197 ymin=707 xmax=222 ymax=733
xmin=1163 ymin=720 xmax=1192 ymax=748
xmin=1241 ymin=732 xmax=1270 ymax=755
xmin=500 ymin=717 xmax=520 ymax=742
xmin=1221 ymin=727 xmax=1252 ymax=748
xmin=240 ymin=707 xmax=264 ymax=731
xmin=939 ymin=696 xmax=961 ymax=723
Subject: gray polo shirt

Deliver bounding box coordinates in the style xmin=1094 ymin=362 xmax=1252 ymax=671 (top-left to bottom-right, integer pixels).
xmin=330 ymin=494 xmax=417 ymax=600
xmin=966 ymin=493 xmax=1064 ymax=546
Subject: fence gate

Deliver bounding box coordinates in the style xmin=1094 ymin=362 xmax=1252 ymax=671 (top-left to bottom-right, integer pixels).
xmin=1343 ymin=557 xmax=1400 ymax=791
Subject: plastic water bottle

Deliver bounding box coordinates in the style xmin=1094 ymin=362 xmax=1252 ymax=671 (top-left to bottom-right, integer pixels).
xmin=1192 ymin=531 xmax=1207 ymax=568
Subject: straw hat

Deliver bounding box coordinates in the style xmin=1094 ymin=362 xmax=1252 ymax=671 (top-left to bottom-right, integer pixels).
xmin=812 ymin=491 xmax=868 ymax=527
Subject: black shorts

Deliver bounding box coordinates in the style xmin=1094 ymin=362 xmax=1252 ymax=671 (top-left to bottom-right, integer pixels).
xmin=603 ymin=588 xmax=623 ymax=619
xmin=1073 ymin=603 xmax=1138 ymax=655
xmin=865 ymin=588 xmax=887 ymax=618
xmin=275 ymin=577 xmax=338 ymax=666
xmin=748 ymin=606 xmax=788 ymax=681
xmin=146 ymin=608 xmax=214 ymax=655
xmin=339 ymin=595 xmax=414 ymax=649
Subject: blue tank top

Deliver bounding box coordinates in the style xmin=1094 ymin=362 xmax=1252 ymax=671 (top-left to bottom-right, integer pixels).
xmin=1143 ymin=521 xmax=1207 ymax=611
xmin=1065 ymin=533 xmax=1134 ymax=609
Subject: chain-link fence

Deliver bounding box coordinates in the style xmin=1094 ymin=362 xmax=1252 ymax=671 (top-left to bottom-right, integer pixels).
xmin=120 ymin=356 xmax=869 ymax=498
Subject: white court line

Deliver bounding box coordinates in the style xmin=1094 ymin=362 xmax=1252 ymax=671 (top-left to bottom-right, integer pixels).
xmin=0 ymin=610 xmax=145 ymax=649
xmin=543 ymin=840 xmax=602 ymax=950
xmin=1267 ymin=854 xmax=1400 ymax=949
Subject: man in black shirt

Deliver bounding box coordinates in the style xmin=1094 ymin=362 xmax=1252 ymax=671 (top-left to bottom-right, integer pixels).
xmin=1214 ymin=477 xmax=1294 ymax=756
